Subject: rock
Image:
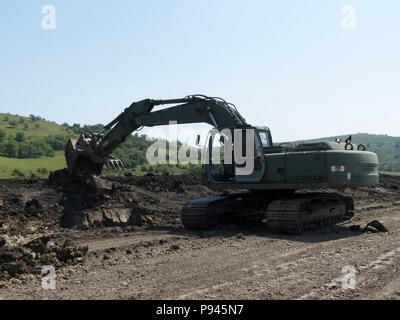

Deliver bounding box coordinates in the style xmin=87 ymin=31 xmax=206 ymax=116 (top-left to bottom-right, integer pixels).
xmin=0 ymin=235 xmax=88 ymax=280
xmin=1 ymin=261 xmax=27 ymax=276
xmin=86 ymin=176 xmax=120 ymax=192
xmin=10 ymin=278 xmax=21 ymax=285
xmin=0 ymin=247 xmax=25 ymax=264
xmin=103 ymin=208 xmax=131 ymax=225
xmin=364 ymin=220 xmax=388 ymax=233
xmin=25 ymin=198 xmax=44 ymax=215
xmin=130 ymin=212 xmax=145 ymax=226
xmin=24 ymin=236 xmax=52 ymax=253
xmin=54 ymin=239 xmax=88 ymax=263
xmin=0 ymin=235 xmax=12 ymax=248
xmin=365 ymin=225 xmax=379 ymax=233
xmin=236 ymin=233 xmax=245 ymax=239
xmin=169 ymin=244 xmax=180 ymax=251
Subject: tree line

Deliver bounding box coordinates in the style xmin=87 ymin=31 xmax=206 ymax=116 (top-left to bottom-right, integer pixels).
xmin=0 ymin=130 xmax=65 ymax=158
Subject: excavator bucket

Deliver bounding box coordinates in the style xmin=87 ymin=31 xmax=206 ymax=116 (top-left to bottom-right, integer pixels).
xmin=65 ymin=138 xmax=80 ymax=174
xmin=65 ymin=134 xmax=123 ymax=176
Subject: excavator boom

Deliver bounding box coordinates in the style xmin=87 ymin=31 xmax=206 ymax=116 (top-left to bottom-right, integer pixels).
xmin=65 ymin=95 xmax=246 ymax=176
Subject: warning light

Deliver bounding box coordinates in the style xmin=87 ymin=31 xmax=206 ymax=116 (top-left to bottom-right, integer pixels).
xmin=335 ymin=138 xmax=342 ymax=143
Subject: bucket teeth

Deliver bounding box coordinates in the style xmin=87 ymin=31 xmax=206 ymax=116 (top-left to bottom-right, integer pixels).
xmin=105 ymin=158 xmax=124 ymax=170
xmin=111 ymin=161 xmax=117 ymax=170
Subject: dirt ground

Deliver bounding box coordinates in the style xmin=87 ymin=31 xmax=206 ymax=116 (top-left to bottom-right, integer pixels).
xmin=0 ymin=172 xmax=400 ymax=300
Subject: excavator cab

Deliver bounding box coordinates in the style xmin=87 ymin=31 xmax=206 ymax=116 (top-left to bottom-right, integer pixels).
xmin=204 ymin=126 xmax=267 ymax=184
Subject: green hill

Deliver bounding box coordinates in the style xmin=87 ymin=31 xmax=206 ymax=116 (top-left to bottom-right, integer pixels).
xmin=0 ymin=113 xmax=67 ymax=137
xmin=0 ymin=112 xmax=399 ymax=178
xmin=0 ymin=113 xmax=200 ymax=179
xmin=0 ymin=113 xmax=71 ymax=178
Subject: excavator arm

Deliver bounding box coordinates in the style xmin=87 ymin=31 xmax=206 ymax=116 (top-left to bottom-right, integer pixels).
xmin=65 ymin=95 xmax=247 ymax=176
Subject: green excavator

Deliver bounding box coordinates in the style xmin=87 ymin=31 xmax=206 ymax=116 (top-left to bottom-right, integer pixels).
xmin=65 ymin=95 xmax=379 ymax=234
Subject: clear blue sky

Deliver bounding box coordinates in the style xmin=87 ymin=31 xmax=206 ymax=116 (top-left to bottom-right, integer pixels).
xmin=0 ymin=0 xmax=399 ymax=142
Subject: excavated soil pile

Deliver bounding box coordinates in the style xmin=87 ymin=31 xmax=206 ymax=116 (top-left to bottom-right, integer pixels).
xmin=107 ymin=173 xmax=204 ymax=192
xmin=379 ymin=174 xmax=400 ymax=190
xmin=0 ymin=172 xmax=399 ymax=233
xmin=0 ymin=235 xmax=88 ymax=279
xmin=1 ymin=173 xmax=399 ymax=235
xmin=0 ymin=179 xmax=62 ymax=236
xmin=0 ymin=171 xmax=212 ymax=236
xmin=47 ymin=169 xmax=213 ymax=229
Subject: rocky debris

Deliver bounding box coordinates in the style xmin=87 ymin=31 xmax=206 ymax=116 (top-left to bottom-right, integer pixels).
xmin=1 ymin=171 xmax=399 ymax=235
xmin=236 ymin=233 xmax=245 ymax=239
xmin=0 ymin=235 xmax=10 ymax=247
xmin=349 ymin=220 xmax=388 ymax=233
xmin=169 ymin=244 xmax=180 ymax=251
xmin=0 ymin=171 xmax=213 ymax=231
xmin=60 ymin=191 xmax=158 ymax=228
xmin=49 ymin=169 xmax=120 ymax=194
xmin=52 ymin=172 xmax=207 ymax=229
xmin=25 ymin=199 xmax=43 ymax=215
xmin=0 ymin=180 xmax=62 ymax=236
xmin=379 ymin=174 xmax=400 ymax=190
xmin=364 ymin=220 xmax=388 ymax=233
xmin=107 ymin=173 xmax=204 ymax=193
xmin=0 ymin=235 xmax=88 ymax=280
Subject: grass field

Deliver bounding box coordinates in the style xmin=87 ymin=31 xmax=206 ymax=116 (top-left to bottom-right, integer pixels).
xmin=0 ymin=113 xmax=68 ymax=138
xmin=0 ymin=151 xmax=65 ymax=179
xmin=0 ymin=150 xmax=195 ymax=179
xmin=381 ymin=171 xmax=400 ymax=176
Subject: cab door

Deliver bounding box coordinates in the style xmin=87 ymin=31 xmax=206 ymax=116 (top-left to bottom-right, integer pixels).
xmin=203 ymin=127 xmax=265 ymax=184
xmin=234 ymin=128 xmax=266 ymax=183
xmin=203 ymin=129 xmax=234 ymax=183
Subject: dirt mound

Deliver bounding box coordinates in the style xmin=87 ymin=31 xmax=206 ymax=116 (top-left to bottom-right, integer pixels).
xmin=0 ymin=235 xmax=88 ymax=279
xmin=47 ymin=170 xmax=211 ymax=228
xmin=0 ymin=171 xmax=211 ymax=233
xmin=49 ymin=168 xmax=120 ymax=193
xmin=379 ymin=174 xmax=400 ymax=190
xmin=54 ymin=172 xmax=400 ymax=229
xmin=107 ymin=173 xmax=204 ymax=192
xmin=1 ymin=171 xmax=399 ymax=233
xmin=0 ymin=179 xmax=62 ymax=235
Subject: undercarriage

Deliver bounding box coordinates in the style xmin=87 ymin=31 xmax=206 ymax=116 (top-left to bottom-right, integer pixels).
xmin=182 ymin=191 xmax=354 ymax=234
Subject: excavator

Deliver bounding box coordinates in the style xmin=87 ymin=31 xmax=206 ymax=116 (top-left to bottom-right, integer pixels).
xmin=65 ymin=95 xmax=379 ymax=234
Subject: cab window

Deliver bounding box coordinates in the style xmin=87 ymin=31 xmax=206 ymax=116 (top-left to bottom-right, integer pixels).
xmin=259 ymin=131 xmax=272 ymax=148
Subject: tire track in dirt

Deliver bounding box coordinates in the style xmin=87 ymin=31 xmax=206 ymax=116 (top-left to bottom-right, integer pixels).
xmin=172 ymin=213 xmax=400 ymax=300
